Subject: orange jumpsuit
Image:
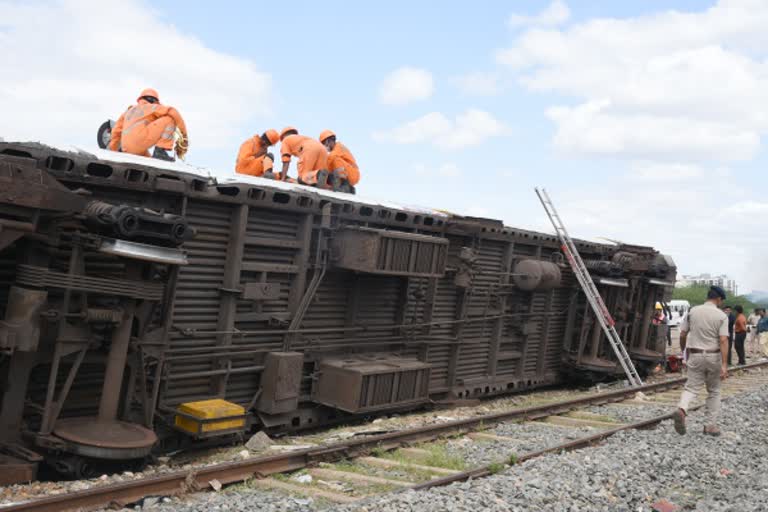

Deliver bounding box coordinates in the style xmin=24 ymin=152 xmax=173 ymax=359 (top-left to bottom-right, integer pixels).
xmin=280 ymin=134 xmax=328 ymax=185
xmin=109 ymin=100 xmax=188 ymax=156
xmin=235 ymin=135 xmax=274 ymax=176
xmin=327 ymin=142 xmax=360 ymax=186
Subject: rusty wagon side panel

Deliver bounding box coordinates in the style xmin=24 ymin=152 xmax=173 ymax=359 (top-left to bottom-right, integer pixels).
xmin=0 ymin=141 xmax=675 ymax=482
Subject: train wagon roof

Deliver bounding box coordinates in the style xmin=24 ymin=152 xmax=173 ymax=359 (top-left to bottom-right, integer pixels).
xmin=3 ymin=139 xmax=451 ymax=219
xmin=0 ymin=139 xmax=641 ymax=252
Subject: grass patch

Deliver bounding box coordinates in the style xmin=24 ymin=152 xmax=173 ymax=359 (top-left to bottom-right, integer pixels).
xmin=370 ymin=446 xmax=387 ymax=457
xmin=271 ymin=472 xmax=294 ymax=482
xmin=331 ymin=459 xmax=434 ymax=483
xmin=382 ymin=443 xmax=467 ymax=471
xmin=508 ymin=453 xmax=518 ymax=465
xmin=332 ymin=460 xmax=367 ymax=475
xmin=566 ymin=411 xmax=619 ymax=423
xmin=225 ymin=480 xmax=251 ymax=493
xmin=421 ymin=444 xmax=466 ymax=470
xmin=356 ymin=482 xmax=399 ymax=494
xmin=487 ymin=462 xmax=506 ymax=475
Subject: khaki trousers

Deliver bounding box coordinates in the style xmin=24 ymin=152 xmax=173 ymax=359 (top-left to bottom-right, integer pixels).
xmin=747 ymin=329 xmax=757 ymax=353
xmin=760 ymin=332 xmax=768 ymax=357
xmin=678 ymin=352 xmax=721 ymax=426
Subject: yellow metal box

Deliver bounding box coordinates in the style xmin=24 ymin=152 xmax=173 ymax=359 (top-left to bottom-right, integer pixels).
xmin=174 ymin=399 xmax=246 ymax=435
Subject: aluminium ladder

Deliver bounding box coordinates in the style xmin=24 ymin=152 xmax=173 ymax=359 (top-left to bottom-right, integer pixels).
xmin=535 ymin=188 xmax=644 ymax=387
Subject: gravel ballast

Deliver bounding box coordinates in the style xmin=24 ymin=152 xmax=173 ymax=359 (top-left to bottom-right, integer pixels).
xmin=143 ymin=383 xmax=768 ymax=512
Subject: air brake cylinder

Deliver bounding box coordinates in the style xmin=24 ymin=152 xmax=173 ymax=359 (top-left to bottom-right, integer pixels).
xmin=84 ymin=200 xmax=193 ymax=245
xmin=512 ymin=260 xmax=562 ymax=291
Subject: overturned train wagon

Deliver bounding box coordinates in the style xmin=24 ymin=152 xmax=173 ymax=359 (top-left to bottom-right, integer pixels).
xmin=0 ymin=142 xmax=676 ymax=483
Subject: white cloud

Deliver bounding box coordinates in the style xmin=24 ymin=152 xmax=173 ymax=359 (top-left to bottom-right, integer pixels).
xmin=498 ymin=0 xmax=768 ymax=162
xmin=0 ymin=0 xmax=271 ymax=153
xmin=378 ymin=67 xmax=434 ymax=105
xmin=722 ymin=200 xmax=768 ymax=216
xmin=541 ymin=161 xmax=765 ymax=292
xmin=547 ymin=100 xmax=760 ymax=162
xmin=454 ymin=72 xmax=501 ymax=96
xmin=508 ymin=1 xmax=570 ymax=28
xmin=412 ymin=162 xmax=461 ymax=178
xmin=628 ymin=162 xmax=704 ymax=182
xmin=373 ymin=109 xmax=510 ymax=149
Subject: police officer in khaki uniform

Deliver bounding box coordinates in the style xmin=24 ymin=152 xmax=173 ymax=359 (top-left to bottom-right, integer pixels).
xmin=674 ymin=285 xmax=729 ymax=436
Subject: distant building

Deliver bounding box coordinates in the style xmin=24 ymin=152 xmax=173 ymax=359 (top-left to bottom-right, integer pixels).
xmin=675 ymin=273 xmax=738 ymax=297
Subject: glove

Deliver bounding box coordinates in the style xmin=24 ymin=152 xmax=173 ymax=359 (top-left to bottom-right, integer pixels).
xmin=175 ymin=131 xmax=189 ymax=160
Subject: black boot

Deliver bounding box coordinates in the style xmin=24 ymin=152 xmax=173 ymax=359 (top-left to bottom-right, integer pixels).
xmin=152 ymin=147 xmax=175 ymax=162
xmin=315 ymin=170 xmax=329 ymax=188
xmin=327 ymin=172 xmax=341 ymax=192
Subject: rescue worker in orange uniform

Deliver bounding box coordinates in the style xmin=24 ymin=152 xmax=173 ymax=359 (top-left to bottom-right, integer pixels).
xmin=278 ymin=127 xmax=330 ymax=186
xmin=108 ymin=88 xmax=188 ymax=162
xmin=319 ymin=130 xmax=360 ymax=193
xmin=235 ymin=129 xmax=280 ymax=177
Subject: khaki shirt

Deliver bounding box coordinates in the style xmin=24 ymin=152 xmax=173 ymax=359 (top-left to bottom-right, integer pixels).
xmin=679 ymin=301 xmax=728 ymax=350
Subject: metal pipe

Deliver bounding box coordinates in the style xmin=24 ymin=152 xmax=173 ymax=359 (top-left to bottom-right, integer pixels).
xmin=166 ymin=365 xmax=265 ymax=381
xmin=97 ymin=301 xmax=135 ymax=422
xmin=0 ymin=218 xmax=36 ymax=232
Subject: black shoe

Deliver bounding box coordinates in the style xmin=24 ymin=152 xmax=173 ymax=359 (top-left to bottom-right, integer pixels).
xmin=315 ymin=170 xmax=329 ymax=188
xmin=152 ymin=147 xmax=175 ymax=162
xmin=328 ymin=172 xmax=341 ymax=192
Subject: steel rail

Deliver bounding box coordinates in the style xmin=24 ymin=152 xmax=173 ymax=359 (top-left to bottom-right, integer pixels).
xmin=410 ymin=366 xmax=763 ymax=491
xmin=408 ymin=412 xmax=678 ymax=490
xmin=6 ymin=361 xmax=767 ymax=512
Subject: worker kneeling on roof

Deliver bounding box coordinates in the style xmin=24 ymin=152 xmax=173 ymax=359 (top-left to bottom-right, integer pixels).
xmin=319 ymin=130 xmax=359 ymax=194
xmin=236 ymin=129 xmax=280 ymax=177
xmin=279 ymin=127 xmax=330 ymax=186
xmin=108 ymin=88 xmax=188 ymax=162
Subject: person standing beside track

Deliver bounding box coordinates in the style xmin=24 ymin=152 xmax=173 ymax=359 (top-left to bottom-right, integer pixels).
xmin=747 ymin=308 xmax=761 ymax=354
xmin=673 ymin=285 xmax=729 ymax=437
xmin=758 ymin=309 xmax=768 ymax=358
xmin=733 ymin=305 xmax=747 ymax=365
xmin=724 ymin=305 xmax=735 ymax=365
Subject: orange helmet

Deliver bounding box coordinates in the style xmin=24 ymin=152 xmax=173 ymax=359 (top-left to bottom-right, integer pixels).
xmin=319 ymin=129 xmax=335 ymax=143
xmin=137 ymin=88 xmax=160 ymax=103
xmin=280 ymin=126 xmax=298 ymax=140
xmin=264 ymin=129 xmax=280 ymax=146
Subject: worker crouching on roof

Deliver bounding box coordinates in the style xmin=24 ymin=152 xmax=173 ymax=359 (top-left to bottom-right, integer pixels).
xmin=236 ymin=129 xmax=280 ymax=177
xmin=108 ymin=88 xmax=188 ymax=162
xmin=319 ymin=130 xmax=359 ymax=194
xmin=278 ymin=127 xmax=330 ymax=186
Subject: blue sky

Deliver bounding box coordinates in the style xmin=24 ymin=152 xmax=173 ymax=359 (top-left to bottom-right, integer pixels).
xmin=1 ymin=0 xmax=766 ymax=293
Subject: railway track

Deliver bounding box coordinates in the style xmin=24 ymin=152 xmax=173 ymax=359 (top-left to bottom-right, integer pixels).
xmin=5 ymin=361 xmax=768 ymax=511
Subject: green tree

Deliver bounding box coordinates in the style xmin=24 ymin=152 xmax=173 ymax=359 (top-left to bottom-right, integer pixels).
xmin=672 ymin=285 xmax=767 ymax=311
